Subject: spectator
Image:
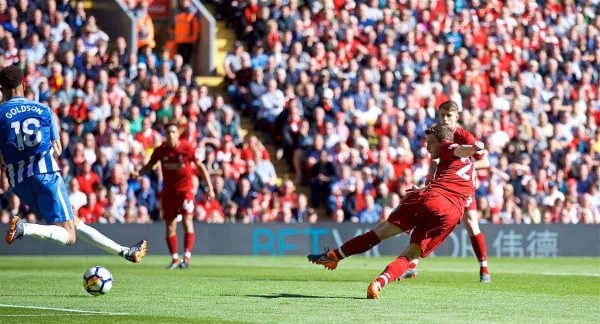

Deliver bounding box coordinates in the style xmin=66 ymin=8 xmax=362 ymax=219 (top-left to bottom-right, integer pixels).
xmin=173 ymin=0 xmax=200 ymax=63
xmin=68 ymin=178 xmax=87 ymax=213
xmin=76 ymin=160 xmax=101 ymax=195
xmin=358 ymin=194 xmax=382 ymax=224
xmin=135 ymin=176 xmax=158 ymax=220
xmin=258 ymin=78 xmax=284 ymax=130
xmin=310 ymin=149 xmax=337 ymax=208
xmin=135 ymin=0 xmax=155 ymax=50
xmin=78 ymin=192 xmax=104 ymax=224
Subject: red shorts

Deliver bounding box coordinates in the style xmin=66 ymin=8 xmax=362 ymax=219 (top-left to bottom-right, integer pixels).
xmin=388 ymin=190 xmax=462 ymax=257
xmin=161 ymin=190 xmax=195 ymax=222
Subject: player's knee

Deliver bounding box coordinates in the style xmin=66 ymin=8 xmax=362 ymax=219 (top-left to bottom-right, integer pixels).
xmin=183 ymin=223 xmax=194 ymax=232
xmin=374 ymin=221 xmax=402 ymax=240
xmin=465 ymin=211 xmax=480 ymax=228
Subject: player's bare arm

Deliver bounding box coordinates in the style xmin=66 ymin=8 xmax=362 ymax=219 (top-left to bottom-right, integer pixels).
xmin=0 ymin=151 xmax=4 ymax=180
xmin=473 ymin=151 xmax=490 ymax=170
xmin=196 ymin=160 xmax=215 ymax=200
xmin=424 ymin=158 xmax=439 ymax=186
xmin=52 ymin=139 xmax=62 ymax=160
xmin=454 ymin=141 xmax=485 ymax=158
xmin=51 ymin=111 xmax=62 ymax=160
xmin=134 ymin=155 xmax=159 ymax=178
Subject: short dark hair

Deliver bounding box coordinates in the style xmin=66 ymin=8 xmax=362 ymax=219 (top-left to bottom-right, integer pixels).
xmin=439 ymin=100 xmax=459 ymax=112
xmin=164 ymin=122 xmax=179 ymax=131
xmin=425 ymin=124 xmax=454 ymax=142
xmin=0 ymin=65 xmax=23 ymax=90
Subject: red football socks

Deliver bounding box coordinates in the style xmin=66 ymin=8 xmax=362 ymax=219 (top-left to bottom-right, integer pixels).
xmin=334 ymin=230 xmax=381 ymax=259
xmin=376 ymin=256 xmax=410 ymax=288
xmin=184 ymin=232 xmax=195 ymax=263
xmin=470 ymin=233 xmax=488 ymax=262
xmin=471 ymin=233 xmax=489 ymax=274
xmin=167 ymin=235 xmax=178 ymax=261
xmin=407 ymin=260 xmax=418 ymax=271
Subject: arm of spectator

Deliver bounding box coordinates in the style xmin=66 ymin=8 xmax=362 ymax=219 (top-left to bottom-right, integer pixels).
xmin=267 ymin=163 xmax=278 ymax=186
xmin=192 ymin=16 xmax=200 ymax=42
xmin=224 ymin=60 xmax=236 ymax=80
xmin=508 ymin=162 xmax=532 ymax=175
xmin=490 ymin=167 xmax=510 ymax=181
xmin=145 ymin=16 xmax=155 ymax=44
xmin=99 ymin=30 xmax=110 ymax=43
xmin=200 ymin=137 xmax=221 ymax=148
xmin=231 ymin=126 xmax=242 ymax=146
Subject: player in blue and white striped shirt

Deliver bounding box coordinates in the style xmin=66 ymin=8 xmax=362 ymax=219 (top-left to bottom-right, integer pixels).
xmin=0 ymin=66 xmax=147 ymax=262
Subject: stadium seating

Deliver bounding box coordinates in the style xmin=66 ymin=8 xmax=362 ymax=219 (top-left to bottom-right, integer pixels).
xmin=0 ymin=0 xmax=598 ymax=225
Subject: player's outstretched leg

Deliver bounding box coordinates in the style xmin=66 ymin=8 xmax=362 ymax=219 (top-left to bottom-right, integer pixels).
xmin=308 ymin=230 xmax=381 ymax=270
xmin=307 ymin=248 xmax=340 ymax=270
xmin=119 ymin=240 xmax=148 ymax=263
xmin=370 ymin=243 xmax=422 ymax=299
xmin=398 ymin=259 xmax=419 ymax=281
xmin=5 ymin=216 xmax=25 ymax=244
xmin=75 ymin=220 xmax=147 ymax=263
xmin=6 ymin=216 xmax=70 ymax=245
xmin=369 ymin=255 xmax=412 ymax=299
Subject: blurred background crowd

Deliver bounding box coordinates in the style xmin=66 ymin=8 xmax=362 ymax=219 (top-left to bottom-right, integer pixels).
xmin=0 ymin=0 xmax=599 ymax=226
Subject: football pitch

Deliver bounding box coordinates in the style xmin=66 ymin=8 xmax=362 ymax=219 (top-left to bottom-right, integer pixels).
xmin=0 ymin=256 xmax=598 ymax=323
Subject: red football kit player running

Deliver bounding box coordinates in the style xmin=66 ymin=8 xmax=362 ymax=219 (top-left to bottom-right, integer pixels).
xmin=403 ymin=101 xmax=491 ymax=282
xmin=308 ymin=124 xmax=484 ymax=299
xmin=136 ymin=123 xmax=214 ymax=269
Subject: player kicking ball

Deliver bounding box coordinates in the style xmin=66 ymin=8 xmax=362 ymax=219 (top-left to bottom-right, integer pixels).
xmin=402 ymin=100 xmax=491 ymax=283
xmin=134 ymin=123 xmax=214 ymax=269
xmin=308 ymin=124 xmax=483 ymax=299
xmin=0 ymin=66 xmax=147 ymax=262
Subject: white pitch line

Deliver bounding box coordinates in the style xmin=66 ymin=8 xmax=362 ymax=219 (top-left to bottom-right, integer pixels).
xmin=0 ymin=304 xmax=129 ymax=315
xmin=421 ymin=268 xmax=600 ymax=277
xmin=0 ymin=314 xmax=98 ymax=317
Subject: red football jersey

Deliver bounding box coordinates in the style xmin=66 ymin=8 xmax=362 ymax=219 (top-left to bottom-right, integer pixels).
xmin=453 ymin=127 xmax=484 ymax=160
xmin=428 ymin=141 xmax=476 ymax=210
xmin=149 ymin=141 xmax=197 ymax=193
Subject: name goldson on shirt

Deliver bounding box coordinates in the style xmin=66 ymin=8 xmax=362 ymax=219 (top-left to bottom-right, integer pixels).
xmin=4 ymin=105 xmax=44 ymax=118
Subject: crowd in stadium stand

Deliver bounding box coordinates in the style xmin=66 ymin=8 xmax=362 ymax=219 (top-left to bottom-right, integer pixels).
xmin=0 ymin=0 xmax=599 ymax=226
xmin=220 ymin=0 xmax=600 ymax=225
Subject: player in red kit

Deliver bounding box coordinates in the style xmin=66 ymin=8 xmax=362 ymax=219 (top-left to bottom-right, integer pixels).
xmin=135 ymin=123 xmax=215 ymax=269
xmin=402 ymin=100 xmax=491 ymax=283
xmin=308 ymin=124 xmax=484 ymax=299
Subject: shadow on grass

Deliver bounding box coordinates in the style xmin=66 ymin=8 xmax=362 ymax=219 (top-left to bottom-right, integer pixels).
xmin=243 ymin=293 xmax=364 ymax=300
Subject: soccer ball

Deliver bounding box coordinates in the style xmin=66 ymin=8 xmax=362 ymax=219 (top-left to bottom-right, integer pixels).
xmin=83 ymin=266 xmax=113 ymax=296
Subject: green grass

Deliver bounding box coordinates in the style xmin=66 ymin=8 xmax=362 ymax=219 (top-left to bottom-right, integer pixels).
xmin=0 ymin=256 xmax=599 ymax=323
